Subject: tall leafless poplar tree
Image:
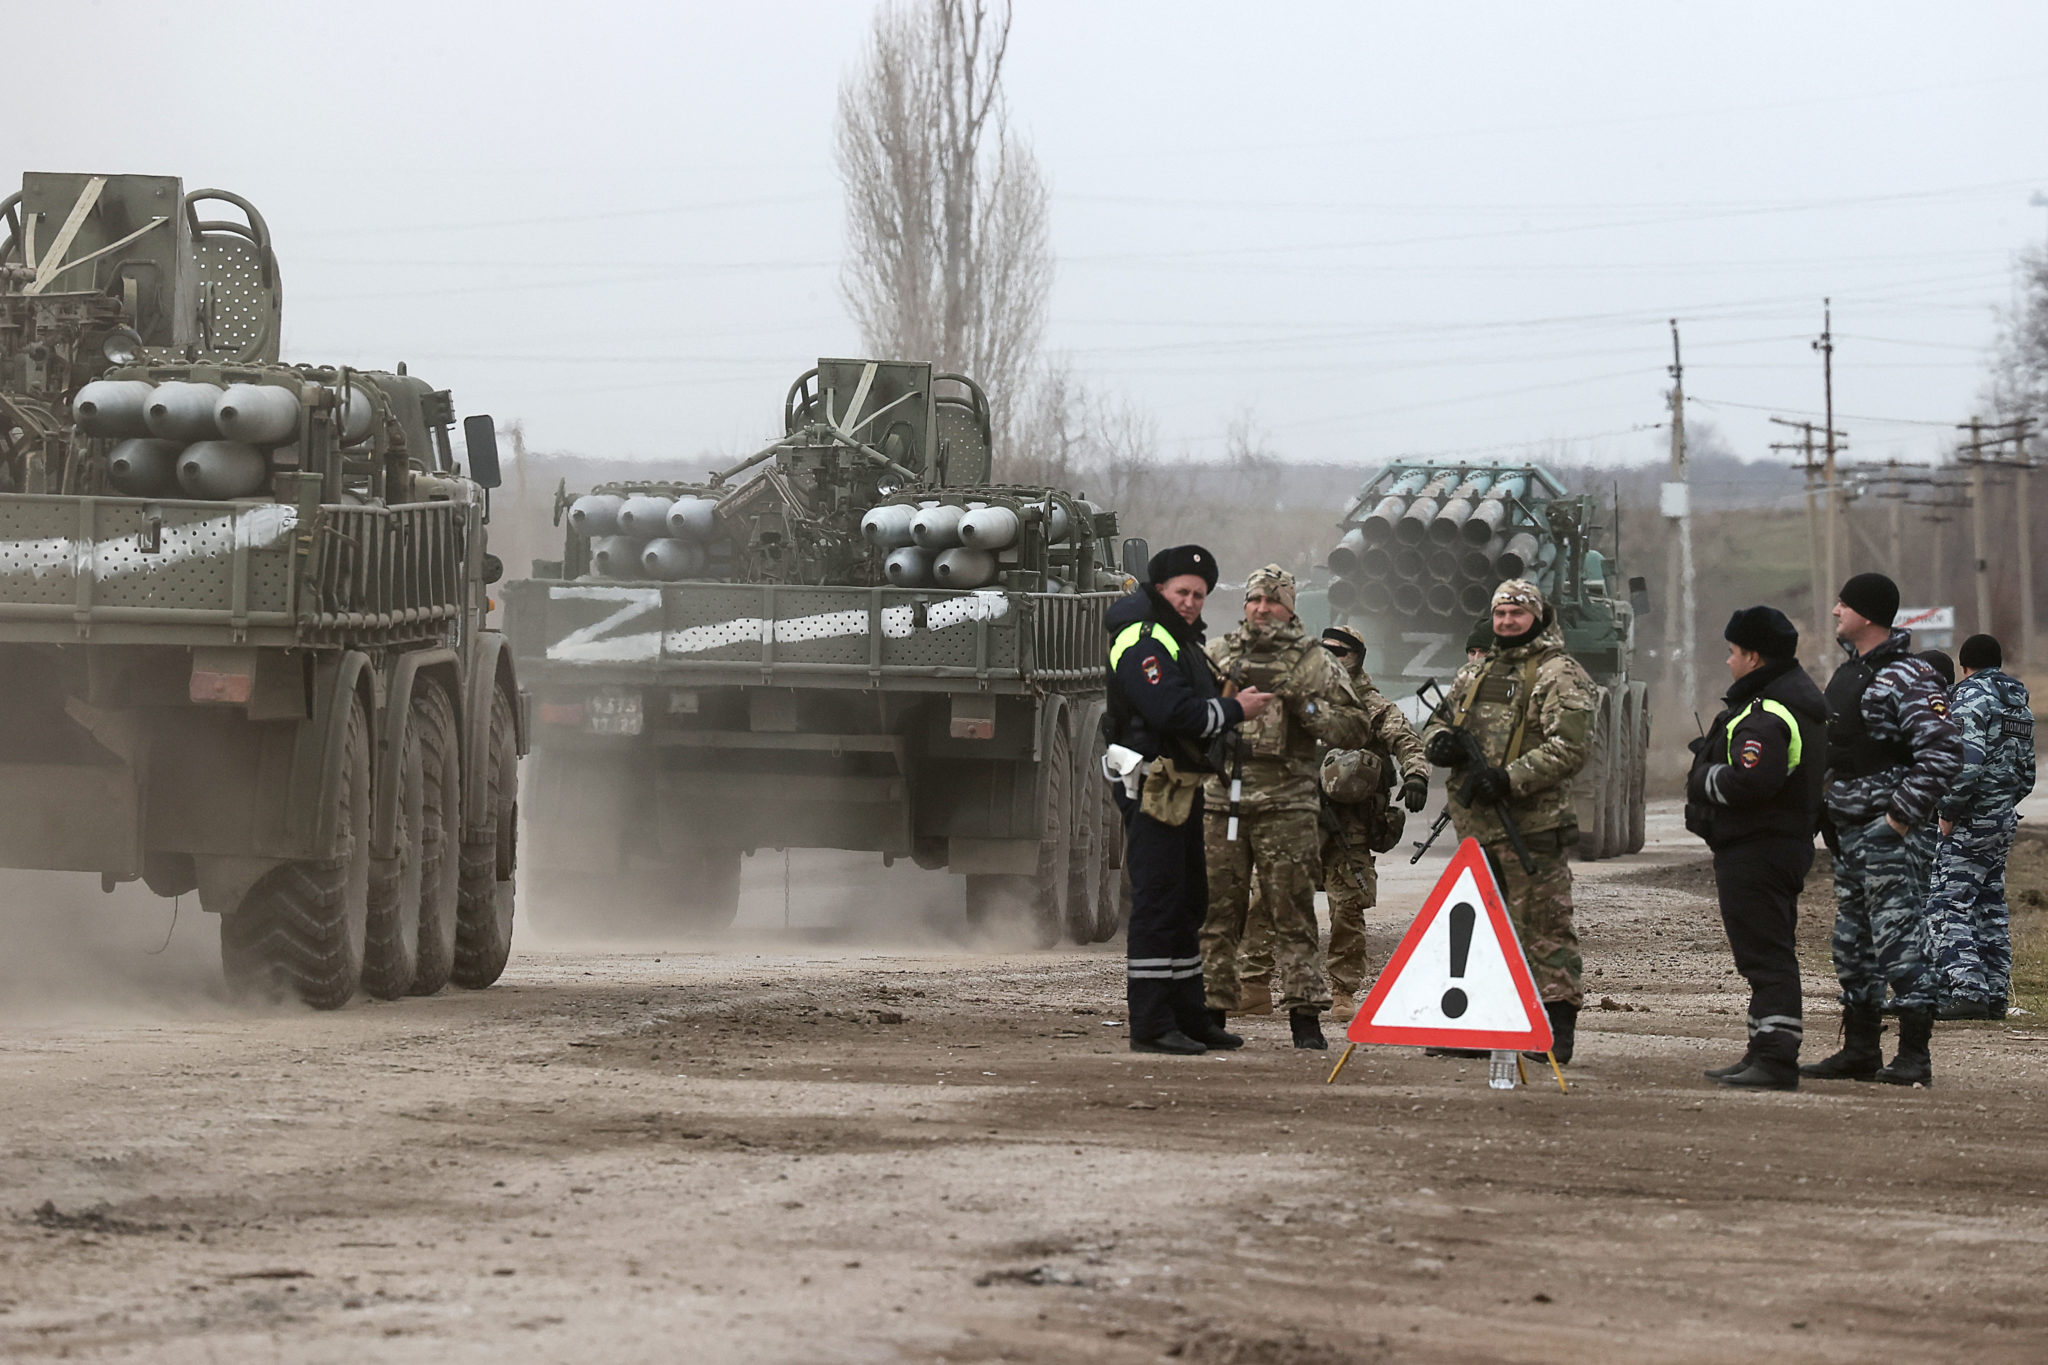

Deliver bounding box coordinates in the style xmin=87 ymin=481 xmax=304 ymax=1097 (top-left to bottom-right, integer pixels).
xmin=836 ymin=0 xmax=1052 ymax=445
xmin=1990 ymin=247 xmax=2048 ymax=420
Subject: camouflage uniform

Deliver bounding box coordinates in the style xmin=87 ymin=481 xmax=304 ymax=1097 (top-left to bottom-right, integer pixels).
xmin=1420 ymin=588 xmax=1596 ymax=1006
xmin=1201 ymin=570 xmax=1372 ymax=1015
xmin=1929 ymin=667 xmax=2035 ymax=1009
xmin=1822 ymin=628 xmax=1963 ymax=1014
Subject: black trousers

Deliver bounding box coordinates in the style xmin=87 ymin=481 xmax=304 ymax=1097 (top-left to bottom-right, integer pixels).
xmin=1710 ymin=836 xmax=1811 ymax=1065
xmin=1117 ymin=787 xmax=1210 ymax=1041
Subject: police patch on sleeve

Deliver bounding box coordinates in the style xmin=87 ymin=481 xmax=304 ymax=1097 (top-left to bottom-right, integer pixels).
xmin=1142 ymin=655 xmax=1162 ymax=684
xmin=1738 ymin=738 xmax=1763 ymax=768
xmin=1930 ymin=697 xmax=1949 ymax=715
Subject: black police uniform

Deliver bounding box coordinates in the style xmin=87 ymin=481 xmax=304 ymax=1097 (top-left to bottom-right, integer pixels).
xmin=1685 ymin=657 xmax=1827 ymax=1079
xmin=1104 ymin=583 xmax=1242 ymax=1046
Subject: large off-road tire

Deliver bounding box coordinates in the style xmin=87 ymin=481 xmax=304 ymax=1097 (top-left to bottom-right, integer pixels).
xmin=964 ymin=719 xmax=1070 ymax=948
xmin=1625 ymin=681 xmax=1649 ymax=855
xmin=362 ymin=713 xmax=425 ymax=1000
xmin=409 ymin=682 xmax=462 ymax=995
xmin=453 ymin=681 xmax=518 ymax=989
xmin=1063 ymin=712 xmax=1104 ymax=945
xmin=221 ymin=693 xmax=372 ymax=1010
xmin=1093 ymin=794 xmax=1125 ymax=943
xmin=1573 ymin=686 xmax=1612 ymax=861
xmin=1602 ymin=687 xmax=1631 ymax=857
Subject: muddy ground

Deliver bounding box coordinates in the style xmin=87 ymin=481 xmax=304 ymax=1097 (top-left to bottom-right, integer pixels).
xmin=4 ymin=800 xmax=2047 ymax=1364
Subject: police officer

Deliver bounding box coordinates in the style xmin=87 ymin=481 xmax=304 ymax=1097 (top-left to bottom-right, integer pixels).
xmin=1105 ymin=545 xmax=1273 ymax=1055
xmin=1684 ymin=607 xmax=1827 ymax=1090
xmin=1199 ymin=566 xmax=1373 ymax=1050
xmin=1421 ymin=579 xmax=1597 ymax=1063
xmin=1803 ymin=572 xmax=1962 ymax=1087
xmin=1312 ymin=625 xmax=1430 ymax=1016
xmin=1930 ymin=633 xmax=2035 ymax=1020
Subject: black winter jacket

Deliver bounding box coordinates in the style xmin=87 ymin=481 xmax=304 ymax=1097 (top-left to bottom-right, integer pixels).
xmin=1104 ymin=586 xmax=1241 ymax=769
xmin=1684 ymin=658 xmax=1828 ymax=850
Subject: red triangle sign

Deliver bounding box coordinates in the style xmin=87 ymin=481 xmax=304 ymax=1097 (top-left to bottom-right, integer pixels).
xmin=1346 ymin=837 xmax=1553 ymax=1051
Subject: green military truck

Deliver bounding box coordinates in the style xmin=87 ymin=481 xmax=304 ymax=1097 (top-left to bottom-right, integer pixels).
xmin=0 ymin=171 xmax=525 ymax=1006
xmin=1319 ymin=460 xmax=1651 ymax=858
xmin=504 ymin=358 xmax=1130 ymax=946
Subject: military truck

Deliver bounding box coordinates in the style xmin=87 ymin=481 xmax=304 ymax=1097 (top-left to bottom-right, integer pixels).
xmin=0 ymin=171 xmax=525 ymax=1006
xmin=1321 ymin=461 xmax=1651 ymax=858
xmin=504 ymin=358 xmax=1130 ymax=946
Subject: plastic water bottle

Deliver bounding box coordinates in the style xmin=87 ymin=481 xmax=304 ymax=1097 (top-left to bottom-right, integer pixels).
xmin=1488 ymin=1049 xmax=1517 ymax=1090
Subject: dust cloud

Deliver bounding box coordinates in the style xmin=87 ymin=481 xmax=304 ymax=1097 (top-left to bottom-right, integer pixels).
xmin=0 ymin=871 xmax=237 ymax=1024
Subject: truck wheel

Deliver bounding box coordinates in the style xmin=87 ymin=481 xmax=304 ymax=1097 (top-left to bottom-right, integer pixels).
xmin=453 ymin=682 xmax=518 ymax=989
xmin=1627 ymin=681 xmax=1649 ymax=854
xmin=221 ymin=693 xmax=372 ymax=1009
xmin=1602 ymin=688 xmax=1631 ymax=857
xmin=362 ymin=715 xmax=425 ymax=1000
xmin=1092 ymin=797 xmax=1124 ymax=943
xmin=1063 ymin=757 xmax=1104 ymax=945
xmin=1574 ymin=688 xmax=1611 ymax=861
xmin=409 ymin=683 xmax=462 ymax=995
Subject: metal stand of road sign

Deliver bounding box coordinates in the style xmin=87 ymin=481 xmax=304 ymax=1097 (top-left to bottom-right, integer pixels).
xmin=1324 ymin=1041 xmax=1568 ymax=1094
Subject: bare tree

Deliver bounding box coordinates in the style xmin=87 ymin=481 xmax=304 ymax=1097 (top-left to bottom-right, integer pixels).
xmin=1989 ymin=247 xmax=2048 ymax=420
xmin=836 ymin=0 xmax=1052 ymax=444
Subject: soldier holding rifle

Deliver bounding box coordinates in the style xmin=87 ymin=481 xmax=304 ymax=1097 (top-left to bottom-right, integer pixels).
xmin=1420 ymin=579 xmax=1597 ymax=1062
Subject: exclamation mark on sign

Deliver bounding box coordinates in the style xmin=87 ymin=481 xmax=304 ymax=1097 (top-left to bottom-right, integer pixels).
xmin=1441 ymin=902 xmax=1475 ymax=1018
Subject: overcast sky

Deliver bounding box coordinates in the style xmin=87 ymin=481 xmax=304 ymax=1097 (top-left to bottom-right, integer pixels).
xmin=13 ymin=1 xmax=2048 ymax=476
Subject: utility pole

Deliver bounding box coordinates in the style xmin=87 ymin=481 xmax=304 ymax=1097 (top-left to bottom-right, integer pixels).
xmin=1663 ymin=320 xmax=1696 ymax=715
xmin=2018 ymin=420 xmax=2036 ymax=670
xmin=1771 ymin=416 xmax=1830 ymax=672
xmin=1814 ymin=300 xmax=1841 ymax=598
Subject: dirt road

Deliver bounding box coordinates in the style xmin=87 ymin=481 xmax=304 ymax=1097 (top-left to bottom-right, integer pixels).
xmin=4 ymin=801 xmax=2047 ymax=1364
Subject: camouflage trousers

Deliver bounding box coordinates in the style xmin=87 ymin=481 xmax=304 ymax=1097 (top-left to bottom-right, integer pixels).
xmin=1239 ymin=831 xmax=1375 ymax=996
xmin=1830 ymin=814 xmax=1937 ymax=1012
xmin=1484 ymin=839 xmax=1583 ymax=1007
xmin=1928 ymin=809 xmax=2018 ymax=1008
xmin=1202 ymin=808 xmax=1330 ymax=1013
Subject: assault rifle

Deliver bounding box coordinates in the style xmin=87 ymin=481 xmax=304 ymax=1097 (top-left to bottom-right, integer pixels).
xmin=1408 ymin=677 xmax=1537 ymax=874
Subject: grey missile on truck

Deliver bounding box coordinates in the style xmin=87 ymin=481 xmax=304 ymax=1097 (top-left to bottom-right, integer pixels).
xmin=505 ymin=358 xmax=1131 ymax=945
xmin=1316 ymin=459 xmax=1652 ymax=859
xmin=0 ymin=172 xmax=526 ymax=1006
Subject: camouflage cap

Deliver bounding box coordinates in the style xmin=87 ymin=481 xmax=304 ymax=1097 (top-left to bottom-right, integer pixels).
xmin=1244 ymin=564 xmax=1297 ymax=611
xmin=1321 ymin=624 xmax=1366 ymax=656
xmin=1491 ymin=578 xmax=1545 ymax=612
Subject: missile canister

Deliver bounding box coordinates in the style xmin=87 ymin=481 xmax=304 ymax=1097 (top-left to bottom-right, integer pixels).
xmin=568 ymin=494 xmax=625 ymax=537
xmin=588 ymin=536 xmax=641 ymax=578
xmin=176 ymin=440 xmax=268 ymax=499
xmin=861 ymin=503 xmax=918 ymax=549
xmin=641 ymin=537 xmax=707 ymax=581
xmin=1425 ymin=582 xmax=1459 ymax=616
xmin=73 ymin=380 xmax=156 ymax=438
xmin=616 ymin=495 xmax=674 ymax=538
xmin=1359 ymin=469 xmax=1430 ymax=545
xmin=666 ymin=495 xmax=718 ymax=541
xmin=910 ymin=503 xmax=966 ymax=549
xmin=1327 ymin=527 xmax=1367 ymax=577
xmin=1464 ymin=473 xmax=1529 ymax=545
xmin=933 ymin=547 xmax=997 ymax=588
xmin=1391 ymin=580 xmax=1427 ymax=615
xmin=1327 ymin=576 xmax=1361 ymax=612
xmin=106 ymin=438 xmax=181 ymax=496
xmin=1428 ymin=471 xmax=1496 ymax=545
xmin=957 ymin=505 xmax=1020 ymax=550
xmin=1356 ymin=579 xmax=1395 ymax=614
xmin=1426 ymin=548 xmax=1462 ymax=583
xmin=213 ymin=383 xmax=302 ymax=445
xmin=1395 ymin=472 xmax=1459 ymax=545
xmin=884 ymin=546 xmax=934 ymax=587
xmin=336 ymin=383 xmax=376 ymax=444
xmin=146 ymin=381 xmax=224 ymax=441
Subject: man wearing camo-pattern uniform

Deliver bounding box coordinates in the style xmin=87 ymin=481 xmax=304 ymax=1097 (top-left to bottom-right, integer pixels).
xmin=1421 ymin=578 xmax=1597 ymax=1063
xmin=1803 ymin=573 xmax=1962 ymax=1088
xmin=1200 ymin=566 xmax=1372 ymax=1050
xmin=1929 ymin=633 xmax=2035 ymax=1020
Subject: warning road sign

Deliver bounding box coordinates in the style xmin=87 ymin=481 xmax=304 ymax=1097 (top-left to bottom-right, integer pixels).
xmin=1346 ymin=837 xmax=1553 ymax=1051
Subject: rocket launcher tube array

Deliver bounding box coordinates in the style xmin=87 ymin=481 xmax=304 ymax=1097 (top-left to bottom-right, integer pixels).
xmin=1464 ymin=473 xmax=1529 ymax=546
xmin=1394 ymin=472 xmax=1461 ymax=545
xmin=1428 ymin=471 xmax=1497 ymax=545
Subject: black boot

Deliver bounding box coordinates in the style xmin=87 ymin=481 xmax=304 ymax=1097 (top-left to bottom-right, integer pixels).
xmin=1799 ymin=1005 xmax=1884 ymax=1080
xmin=1703 ymin=1051 xmax=1755 ymax=1081
xmin=1289 ymin=1009 xmax=1327 ymax=1050
xmin=1714 ymin=1056 xmax=1799 ymax=1090
xmin=1874 ymin=1008 xmax=1934 ymax=1087
xmin=1130 ymin=1029 xmax=1206 ymax=1056
xmin=1936 ymin=996 xmax=1993 ymax=1021
xmin=1186 ymin=1008 xmax=1244 ymax=1051
xmin=1524 ymin=1000 xmax=1578 ymax=1065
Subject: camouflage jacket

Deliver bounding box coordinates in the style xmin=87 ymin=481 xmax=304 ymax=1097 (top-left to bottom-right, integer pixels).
xmin=1422 ymin=619 xmax=1596 ymax=841
xmin=1939 ymin=667 xmax=2036 ymax=821
xmin=1822 ymin=628 xmax=1962 ymax=827
xmin=1322 ymin=675 xmax=1430 ymax=840
xmin=1202 ymin=617 xmax=1373 ymax=814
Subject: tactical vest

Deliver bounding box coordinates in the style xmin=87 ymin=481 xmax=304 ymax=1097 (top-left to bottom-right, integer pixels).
xmin=1825 ymin=651 xmax=1914 ymax=779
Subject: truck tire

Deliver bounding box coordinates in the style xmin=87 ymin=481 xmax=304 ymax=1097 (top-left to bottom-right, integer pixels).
xmin=1064 ymin=752 xmax=1104 ymax=944
xmin=1093 ymin=797 xmax=1124 ymax=943
xmin=1573 ymin=687 xmax=1610 ymax=860
xmin=1602 ymin=687 xmax=1631 ymax=857
xmin=1625 ymin=682 xmax=1649 ymax=855
xmin=362 ymin=716 xmax=425 ymax=1000
xmin=453 ymin=681 xmax=518 ymax=989
xmin=409 ymin=682 xmax=462 ymax=995
xmin=221 ymin=693 xmax=372 ymax=1009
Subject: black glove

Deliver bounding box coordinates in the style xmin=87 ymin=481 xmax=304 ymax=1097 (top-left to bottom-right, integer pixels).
xmin=1400 ymin=774 xmax=1430 ymax=812
xmin=1424 ymin=730 xmax=1462 ymax=766
xmin=1468 ymin=766 xmax=1512 ymax=804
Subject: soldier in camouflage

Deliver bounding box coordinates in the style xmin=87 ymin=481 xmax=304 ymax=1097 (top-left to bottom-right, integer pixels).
xmin=1201 ymin=565 xmax=1373 ymax=1050
xmin=1929 ymin=633 xmax=2035 ymax=1020
xmin=1421 ymin=578 xmax=1597 ymax=1063
xmin=1802 ymin=573 xmax=1962 ymax=1088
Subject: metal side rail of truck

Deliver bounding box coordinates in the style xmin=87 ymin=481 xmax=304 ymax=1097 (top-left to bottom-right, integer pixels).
xmin=505 ymin=357 xmax=1132 ymax=947
xmin=0 ymin=171 xmax=525 ymax=1007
